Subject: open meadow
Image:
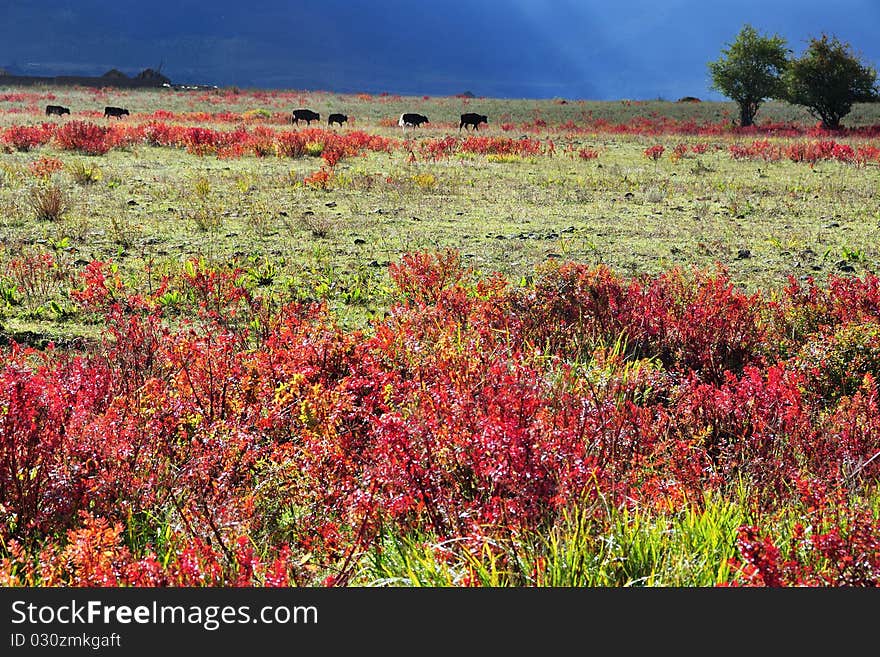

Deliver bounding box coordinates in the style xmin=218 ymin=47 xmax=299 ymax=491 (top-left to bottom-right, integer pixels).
xmin=1 ymin=85 xmax=879 ymax=586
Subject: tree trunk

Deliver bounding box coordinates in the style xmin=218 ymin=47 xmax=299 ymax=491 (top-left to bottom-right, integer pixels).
xmin=821 ymin=115 xmax=842 ymax=130
xmin=738 ymin=101 xmax=758 ymax=128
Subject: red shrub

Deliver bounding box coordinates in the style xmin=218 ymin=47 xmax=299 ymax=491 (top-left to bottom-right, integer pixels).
xmin=0 ymin=514 xmax=302 ymax=586
xmin=578 ymin=146 xmax=599 ymax=159
xmin=28 ymin=156 xmax=64 ymax=179
xmin=460 ymin=135 xmax=543 ymax=156
xmin=5 ymin=251 xmax=62 ymax=306
xmin=0 ymin=347 xmax=113 ymax=543
xmin=54 ymin=121 xmax=111 ymax=155
xmin=2 ymin=123 xmax=54 ymax=151
xmin=511 ymin=262 xmax=764 ymax=381
xmin=856 ymin=145 xmax=880 ymax=164
xmin=671 ymin=366 xmax=811 ymax=499
xmin=304 ymin=167 xmax=333 ymax=189
xmin=276 ymin=130 xmax=307 ymax=158
xmin=420 ymin=136 xmax=459 ymax=160
xmin=644 ymin=144 xmax=665 ymax=160
xmin=731 ymin=483 xmax=880 ymax=586
xmin=181 ymin=126 xmax=224 ymax=155
xmin=388 ymin=249 xmax=467 ymax=305
xmin=141 ymin=120 xmax=184 ymax=147
xmin=3 ymin=250 xmax=880 ymax=585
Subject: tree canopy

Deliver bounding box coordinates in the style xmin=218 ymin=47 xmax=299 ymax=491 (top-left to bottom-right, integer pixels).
xmin=708 ymin=25 xmax=789 ymax=128
xmin=783 ymin=34 xmax=879 ymax=129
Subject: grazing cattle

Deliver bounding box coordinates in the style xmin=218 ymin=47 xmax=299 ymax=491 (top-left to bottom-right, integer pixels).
xmin=45 ymin=105 xmax=70 ymax=117
xmin=104 ymin=106 xmax=129 ymax=118
xmin=459 ymin=112 xmax=488 ymax=131
xmin=398 ymin=113 xmax=429 ymax=130
xmin=291 ymin=108 xmax=320 ymax=125
xmin=328 ymin=113 xmax=348 ymax=126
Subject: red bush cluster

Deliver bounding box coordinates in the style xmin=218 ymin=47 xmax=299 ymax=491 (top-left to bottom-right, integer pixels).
xmin=1 ymin=121 xmax=400 ymax=171
xmin=28 ymin=156 xmax=64 ymax=179
xmin=727 ymin=138 xmax=879 ymax=165
xmin=461 ymin=135 xmax=544 ymax=156
xmin=418 ymin=135 xmax=547 ymax=161
xmin=4 ymin=116 xmax=880 ymax=176
xmin=731 ymin=480 xmax=880 ymax=586
xmin=512 ymin=115 xmax=880 ymax=139
xmin=0 ymin=252 xmax=878 ymax=585
xmin=2 ymin=123 xmax=54 ymax=151
xmin=644 ymin=144 xmax=665 ymax=160
xmin=54 ymin=120 xmax=112 ymax=155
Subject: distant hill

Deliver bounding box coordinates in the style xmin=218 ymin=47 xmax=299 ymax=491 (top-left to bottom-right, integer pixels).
xmin=0 ymin=67 xmax=171 ymax=88
xmin=135 ymin=68 xmax=170 ymax=84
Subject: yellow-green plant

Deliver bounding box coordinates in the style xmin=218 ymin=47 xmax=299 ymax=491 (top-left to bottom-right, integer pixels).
xmin=304 ymin=141 xmax=325 ymax=157
xmin=68 ymin=160 xmax=103 ymax=185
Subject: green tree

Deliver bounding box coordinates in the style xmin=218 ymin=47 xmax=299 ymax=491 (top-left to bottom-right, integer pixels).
xmin=708 ymin=25 xmax=789 ymax=128
xmin=783 ymin=34 xmax=879 ymax=130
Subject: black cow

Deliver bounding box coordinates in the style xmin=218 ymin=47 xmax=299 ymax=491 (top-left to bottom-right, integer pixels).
xmin=104 ymin=106 xmax=130 ymax=119
xmin=459 ymin=113 xmax=488 ymax=131
xmin=328 ymin=113 xmax=348 ymax=126
xmin=291 ymin=108 xmax=320 ymax=125
xmin=45 ymin=105 xmax=70 ymax=117
xmin=398 ymin=113 xmax=429 ymax=130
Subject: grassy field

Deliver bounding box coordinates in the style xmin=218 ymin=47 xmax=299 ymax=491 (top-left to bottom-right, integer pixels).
xmin=2 ymin=86 xmax=880 ymax=342
xmin=1 ymin=86 xmax=879 ymax=586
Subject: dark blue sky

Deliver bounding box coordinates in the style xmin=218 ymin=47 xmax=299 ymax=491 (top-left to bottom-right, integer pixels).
xmin=2 ymin=1 xmax=879 ymax=99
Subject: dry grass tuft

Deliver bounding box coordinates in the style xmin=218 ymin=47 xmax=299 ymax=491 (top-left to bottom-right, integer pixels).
xmin=28 ymin=185 xmax=70 ymax=221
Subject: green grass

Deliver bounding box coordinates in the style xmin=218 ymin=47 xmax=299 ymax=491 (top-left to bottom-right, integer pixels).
xmin=356 ymin=492 xmax=748 ymax=587
xmin=354 ymin=485 xmax=880 ymax=587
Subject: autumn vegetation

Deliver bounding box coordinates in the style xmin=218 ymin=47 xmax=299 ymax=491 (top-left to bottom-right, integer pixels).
xmin=0 ymin=83 xmax=879 ymax=586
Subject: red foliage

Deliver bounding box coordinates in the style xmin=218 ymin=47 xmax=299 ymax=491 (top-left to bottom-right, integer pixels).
xmin=0 ymin=346 xmax=114 ymax=543
xmin=671 ymin=143 xmax=689 ymax=160
xmin=0 ymin=513 xmax=302 ymax=586
xmin=276 ymin=130 xmax=307 ymax=158
xmin=644 ymin=144 xmax=665 ymax=161
xmin=5 ymin=251 xmax=63 ymax=306
xmin=28 ymin=156 xmax=64 ymax=179
xmin=727 ymin=138 xmax=876 ymax=166
xmin=54 ymin=121 xmax=111 ymax=155
xmin=731 ymin=482 xmax=880 ymax=586
xmin=2 ymin=123 xmax=54 ymax=151
xmin=1 ymin=251 xmax=879 ymax=586
xmin=671 ymin=366 xmax=811 ymax=500
xmin=304 ymin=167 xmax=333 ymax=189
xmin=461 ymin=135 xmax=544 ymax=156
xmin=577 ymin=146 xmax=599 ymax=160
xmin=510 ymin=262 xmax=764 ymax=382
xmin=181 ymin=126 xmax=227 ymax=155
